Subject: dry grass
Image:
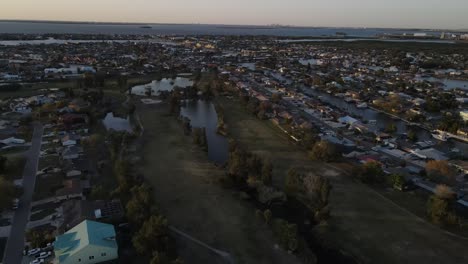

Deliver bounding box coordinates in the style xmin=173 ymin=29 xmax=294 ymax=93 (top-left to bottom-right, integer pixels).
xmin=136 ymin=101 xmax=301 ymax=264
xmin=219 ymin=96 xmax=468 ymax=264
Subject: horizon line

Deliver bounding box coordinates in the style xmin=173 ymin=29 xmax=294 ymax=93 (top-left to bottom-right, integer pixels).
xmin=1 ymin=19 xmax=467 ymax=32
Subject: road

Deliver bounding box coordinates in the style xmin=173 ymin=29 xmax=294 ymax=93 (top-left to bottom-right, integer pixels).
xmin=3 ymin=123 xmax=43 ymax=264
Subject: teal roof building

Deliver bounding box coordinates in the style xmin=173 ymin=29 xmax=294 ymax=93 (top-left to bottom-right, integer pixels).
xmin=54 ymin=220 xmax=118 ymax=264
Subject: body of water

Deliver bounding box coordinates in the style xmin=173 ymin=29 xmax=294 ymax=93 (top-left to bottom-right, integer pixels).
xmin=180 ymin=100 xmax=228 ymax=164
xmin=102 ymin=112 xmax=132 ymax=132
xmin=0 ymin=21 xmax=454 ymax=37
xmin=279 ymin=38 xmax=457 ymax=44
xmin=131 ymin=78 xmax=193 ymax=96
xmin=0 ymin=38 xmax=176 ymax=46
xmin=416 ymin=77 xmax=468 ymax=91
xmin=302 ymin=86 xmax=468 ymax=154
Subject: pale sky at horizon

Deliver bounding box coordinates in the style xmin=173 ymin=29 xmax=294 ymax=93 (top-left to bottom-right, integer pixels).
xmin=1 ymin=0 xmax=468 ymax=29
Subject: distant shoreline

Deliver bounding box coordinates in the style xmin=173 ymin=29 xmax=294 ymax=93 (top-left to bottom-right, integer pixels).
xmin=0 ymin=19 xmax=467 ymax=33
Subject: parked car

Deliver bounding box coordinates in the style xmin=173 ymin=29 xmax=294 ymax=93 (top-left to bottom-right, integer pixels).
xmin=30 ymin=259 xmax=44 ymax=264
xmin=12 ymin=198 xmax=19 ymax=209
xmin=37 ymin=251 xmax=51 ymax=259
xmin=27 ymin=248 xmax=40 ymax=256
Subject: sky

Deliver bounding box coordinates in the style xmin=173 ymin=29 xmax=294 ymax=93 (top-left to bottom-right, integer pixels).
xmin=1 ymin=0 xmax=467 ymax=29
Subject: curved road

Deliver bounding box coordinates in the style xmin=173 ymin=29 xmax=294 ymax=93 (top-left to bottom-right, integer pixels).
xmin=3 ymin=123 xmax=43 ymax=264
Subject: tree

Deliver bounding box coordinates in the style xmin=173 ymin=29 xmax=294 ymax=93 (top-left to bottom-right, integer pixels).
xmin=355 ymin=161 xmax=385 ymax=184
xmin=261 ymin=159 xmax=273 ymax=186
xmin=407 ymin=130 xmax=418 ymax=142
xmin=272 ymin=219 xmax=298 ymax=252
xmin=26 ymin=229 xmax=54 ymax=248
xmin=263 ymin=209 xmax=272 ymax=224
xmin=385 ymin=123 xmax=397 ymax=134
xmin=133 ymin=215 xmax=170 ymax=255
xmin=126 ymin=184 xmax=154 ymax=224
xmin=309 ymin=141 xmax=340 ymax=162
xmin=271 ymin=93 xmax=282 ymax=104
xmin=285 ymin=168 xmax=301 ymax=195
xmin=391 ymin=174 xmax=406 ymax=190
xmin=303 ymin=174 xmax=331 ymax=222
xmin=0 ymin=177 xmax=15 ymax=211
xmin=426 ymin=160 xmax=457 ymax=183
xmin=427 ymin=185 xmax=459 ymax=226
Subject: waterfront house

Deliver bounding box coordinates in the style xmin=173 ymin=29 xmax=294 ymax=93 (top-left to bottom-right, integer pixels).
xmin=54 ymin=220 xmax=118 ymax=264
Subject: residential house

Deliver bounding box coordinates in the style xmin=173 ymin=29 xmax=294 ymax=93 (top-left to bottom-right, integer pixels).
xmin=55 ymin=179 xmax=87 ymax=201
xmin=60 ymin=200 xmax=124 ymax=232
xmin=54 ymin=220 xmax=118 ymax=264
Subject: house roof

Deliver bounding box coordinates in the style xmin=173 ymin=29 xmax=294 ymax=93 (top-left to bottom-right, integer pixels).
xmin=55 ymin=220 xmax=117 ymax=263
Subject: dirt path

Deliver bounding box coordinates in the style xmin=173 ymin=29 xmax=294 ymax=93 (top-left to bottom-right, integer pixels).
xmin=136 ymin=102 xmax=303 ymax=264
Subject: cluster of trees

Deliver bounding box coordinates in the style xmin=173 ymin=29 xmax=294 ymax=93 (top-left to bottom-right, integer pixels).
xmin=372 ymin=94 xmax=404 ymax=114
xmin=309 ymin=141 xmax=341 ymax=162
xmin=256 ymin=209 xmax=299 ymax=253
xmin=226 ymin=140 xmax=273 ymax=187
xmin=25 ymin=229 xmax=55 ymax=248
xmin=425 ymin=160 xmax=457 ymax=184
xmin=240 ymin=96 xmax=272 ymax=120
xmin=0 ymin=177 xmax=16 ymax=212
xmin=425 ymin=94 xmax=459 ymax=113
xmin=285 ymin=168 xmax=331 ymax=223
xmin=104 ymin=131 xmax=180 ymax=263
xmin=354 ymin=161 xmax=386 ymax=184
xmin=438 ymin=112 xmax=465 ymax=134
xmin=0 ymin=155 xmax=21 ymax=212
xmin=427 ymin=185 xmax=459 ymax=226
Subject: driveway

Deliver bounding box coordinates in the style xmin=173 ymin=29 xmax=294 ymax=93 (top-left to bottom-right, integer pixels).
xmin=3 ymin=123 xmax=43 ymax=264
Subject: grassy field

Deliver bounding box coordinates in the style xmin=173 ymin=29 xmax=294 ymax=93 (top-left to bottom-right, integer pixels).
xmin=135 ymin=101 xmax=302 ymax=264
xmin=218 ymin=96 xmax=468 ymax=264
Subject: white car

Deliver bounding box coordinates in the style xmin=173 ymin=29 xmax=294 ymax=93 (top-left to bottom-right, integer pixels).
xmin=38 ymin=251 xmax=51 ymax=259
xmin=30 ymin=259 xmax=44 ymax=264
xmin=27 ymin=248 xmax=41 ymax=256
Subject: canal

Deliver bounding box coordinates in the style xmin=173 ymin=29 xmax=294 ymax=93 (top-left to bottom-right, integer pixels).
xmin=301 ymin=85 xmax=468 ymax=155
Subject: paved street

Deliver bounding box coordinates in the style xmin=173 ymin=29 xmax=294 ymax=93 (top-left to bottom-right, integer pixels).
xmin=3 ymin=123 xmax=43 ymax=264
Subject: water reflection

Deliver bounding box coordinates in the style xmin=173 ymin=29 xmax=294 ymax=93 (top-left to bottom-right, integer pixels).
xmin=102 ymin=112 xmax=132 ymax=132
xmin=180 ymin=100 xmax=228 ymax=164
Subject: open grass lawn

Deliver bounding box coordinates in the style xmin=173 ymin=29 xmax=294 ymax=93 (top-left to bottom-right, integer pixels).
xmin=136 ymin=101 xmax=301 ymax=264
xmin=218 ymin=96 xmax=468 ymax=264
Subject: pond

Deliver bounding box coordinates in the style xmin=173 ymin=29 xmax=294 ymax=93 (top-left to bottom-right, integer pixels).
xmin=131 ymin=77 xmax=193 ymax=96
xmin=102 ymin=112 xmax=132 ymax=132
xmin=180 ymin=100 xmax=229 ymax=164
